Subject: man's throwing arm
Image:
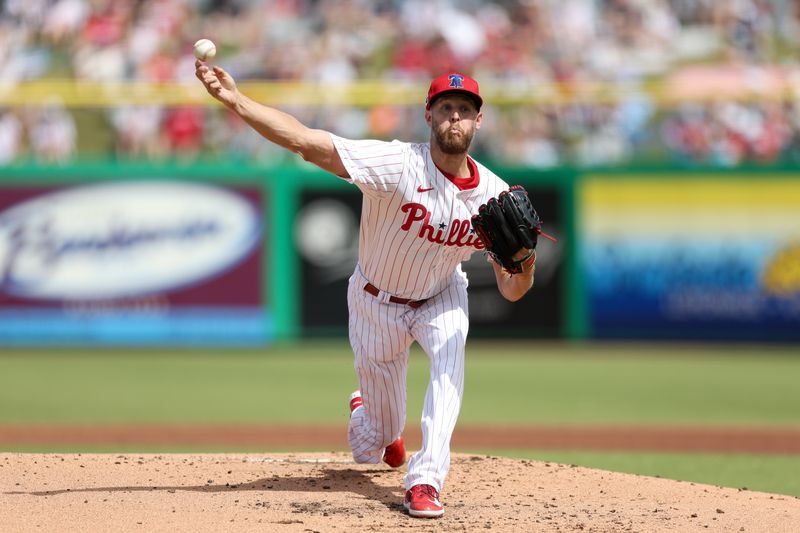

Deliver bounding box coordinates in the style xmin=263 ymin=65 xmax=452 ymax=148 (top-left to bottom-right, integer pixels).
xmin=195 ymin=60 xmax=347 ymax=177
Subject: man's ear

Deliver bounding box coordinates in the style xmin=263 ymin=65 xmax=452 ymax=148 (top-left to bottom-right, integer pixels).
xmin=424 ymin=109 xmax=432 ymax=127
xmin=475 ymin=110 xmax=483 ymax=130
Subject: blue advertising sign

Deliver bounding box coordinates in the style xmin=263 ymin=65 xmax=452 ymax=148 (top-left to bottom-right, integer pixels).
xmin=580 ymin=178 xmax=800 ymax=341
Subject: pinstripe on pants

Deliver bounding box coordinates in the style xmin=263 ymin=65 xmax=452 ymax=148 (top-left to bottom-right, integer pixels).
xmin=347 ymin=264 xmax=468 ymax=492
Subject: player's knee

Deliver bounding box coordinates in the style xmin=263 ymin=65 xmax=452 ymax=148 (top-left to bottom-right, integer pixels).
xmin=351 ymin=450 xmax=381 ymax=465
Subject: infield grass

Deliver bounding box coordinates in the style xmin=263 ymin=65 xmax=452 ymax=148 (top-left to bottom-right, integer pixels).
xmin=493 ymin=450 xmax=800 ymax=498
xmin=1 ymin=340 xmax=798 ymax=426
xmin=2 ymin=340 xmax=799 ymax=497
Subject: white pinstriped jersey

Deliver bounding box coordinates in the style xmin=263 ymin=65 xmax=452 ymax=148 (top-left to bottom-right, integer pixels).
xmin=331 ymin=134 xmax=510 ymax=300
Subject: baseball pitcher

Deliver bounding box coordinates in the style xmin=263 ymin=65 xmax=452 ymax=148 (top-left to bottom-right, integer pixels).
xmin=196 ymin=62 xmax=543 ymax=518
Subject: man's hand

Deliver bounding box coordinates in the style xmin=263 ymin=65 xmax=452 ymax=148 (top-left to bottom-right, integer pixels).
xmin=471 ymin=185 xmax=553 ymax=275
xmin=511 ymin=247 xmax=534 ymax=266
xmin=195 ymin=60 xmax=240 ymax=109
xmin=489 ymin=249 xmax=535 ymax=302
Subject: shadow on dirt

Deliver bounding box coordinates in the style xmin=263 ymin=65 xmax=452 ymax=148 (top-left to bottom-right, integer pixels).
xmin=7 ymin=467 xmax=404 ymax=510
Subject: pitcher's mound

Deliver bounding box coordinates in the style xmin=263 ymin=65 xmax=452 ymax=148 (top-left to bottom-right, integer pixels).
xmin=2 ymin=452 xmax=798 ymax=532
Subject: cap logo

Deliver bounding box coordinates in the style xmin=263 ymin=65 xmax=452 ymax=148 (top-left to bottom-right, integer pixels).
xmin=448 ymin=74 xmax=464 ymax=89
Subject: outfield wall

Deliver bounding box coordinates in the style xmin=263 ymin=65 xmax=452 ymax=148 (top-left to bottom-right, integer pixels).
xmin=0 ymin=163 xmax=797 ymax=345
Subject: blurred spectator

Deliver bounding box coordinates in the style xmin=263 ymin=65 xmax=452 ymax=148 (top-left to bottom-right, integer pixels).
xmin=1 ymin=0 xmax=799 ymax=167
xmin=28 ymin=103 xmax=77 ymax=163
xmin=110 ymin=105 xmax=165 ymax=159
xmin=0 ymin=110 xmax=23 ymax=164
xmin=162 ymin=106 xmax=205 ymax=157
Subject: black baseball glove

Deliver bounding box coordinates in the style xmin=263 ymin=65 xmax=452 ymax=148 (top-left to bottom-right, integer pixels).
xmin=471 ymin=185 xmax=554 ymax=274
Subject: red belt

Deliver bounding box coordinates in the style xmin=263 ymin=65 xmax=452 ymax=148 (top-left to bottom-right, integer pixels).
xmin=363 ymin=283 xmax=427 ymax=309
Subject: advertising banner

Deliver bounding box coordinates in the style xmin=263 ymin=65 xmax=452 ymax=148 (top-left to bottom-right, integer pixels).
xmin=0 ymin=181 xmax=269 ymax=345
xmin=296 ymin=190 xmax=359 ymax=335
xmin=297 ymin=186 xmax=564 ymax=338
xmin=580 ymin=177 xmax=800 ymax=341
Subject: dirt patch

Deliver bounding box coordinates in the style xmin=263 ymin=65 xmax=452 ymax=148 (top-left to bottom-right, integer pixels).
xmin=1 ymin=452 xmax=799 ymax=532
xmin=1 ymin=424 xmax=800 ymax=453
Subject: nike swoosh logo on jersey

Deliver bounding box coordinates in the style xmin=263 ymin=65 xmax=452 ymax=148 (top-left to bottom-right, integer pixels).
xmin=417 ymin=186 xmax=434 ymax=192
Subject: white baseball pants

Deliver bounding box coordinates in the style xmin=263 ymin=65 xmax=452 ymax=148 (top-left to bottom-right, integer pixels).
xmin=346 ymin=265 xmax=469 ymax=492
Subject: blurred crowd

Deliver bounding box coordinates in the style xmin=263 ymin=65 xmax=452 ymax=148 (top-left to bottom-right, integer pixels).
xmin=1 ymin=0 xmax=800 ymax=167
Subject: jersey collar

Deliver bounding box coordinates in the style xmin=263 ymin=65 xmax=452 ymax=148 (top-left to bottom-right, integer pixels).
xmin=433 ymin=156 xmax=480 ymax=191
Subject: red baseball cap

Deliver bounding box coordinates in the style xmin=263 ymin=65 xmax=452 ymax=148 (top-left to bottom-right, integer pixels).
xmin=425 ymin=72 xmax=483 ymax=110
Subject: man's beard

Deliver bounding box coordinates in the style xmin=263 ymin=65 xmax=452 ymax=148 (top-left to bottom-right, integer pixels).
xmin=434 ymin=125 xmax=474 ymax=154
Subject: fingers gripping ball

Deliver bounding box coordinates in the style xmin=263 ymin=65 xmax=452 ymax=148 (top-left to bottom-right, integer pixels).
xmin=193 ymin=38 xmax=217 ymax=61
xmin=471 ymin=185 xmax=555 ymax=274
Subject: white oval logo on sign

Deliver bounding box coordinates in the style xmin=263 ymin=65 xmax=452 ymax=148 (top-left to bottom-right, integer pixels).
xmin=0 ymin=181 xmax=260 ymax=300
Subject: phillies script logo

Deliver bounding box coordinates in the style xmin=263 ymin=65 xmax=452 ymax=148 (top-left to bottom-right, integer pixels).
xmin=400 ymin=203 xmax=484 ymax=249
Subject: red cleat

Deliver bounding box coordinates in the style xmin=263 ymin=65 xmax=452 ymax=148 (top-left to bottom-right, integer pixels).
xmin=403 ymin=484 xmax=444 ymax=518
xmin=349 ymin=391 xmax=405 ymax=468
xmin=383 ymin=435 xmax=406 ymax=468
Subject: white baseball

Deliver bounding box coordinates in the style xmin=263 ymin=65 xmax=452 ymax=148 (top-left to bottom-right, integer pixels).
xmin=193 ymin=39 xmax=216 ymax=61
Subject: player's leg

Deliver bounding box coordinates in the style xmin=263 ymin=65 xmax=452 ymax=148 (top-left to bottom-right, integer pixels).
xmin=405 ymin=277 xmax=468 ymax=492
xmin=347 ymin=269 xmax=414 ymax=464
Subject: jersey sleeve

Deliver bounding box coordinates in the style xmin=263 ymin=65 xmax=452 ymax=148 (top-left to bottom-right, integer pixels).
xmin=330 ymin=134 xmax=407 ymax=198
xmin=476 ymin=161 xmax=511 ymax=200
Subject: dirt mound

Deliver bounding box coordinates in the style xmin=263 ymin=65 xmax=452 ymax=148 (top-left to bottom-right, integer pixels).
xmin=2 ymin=452 xmax=799 ymax=532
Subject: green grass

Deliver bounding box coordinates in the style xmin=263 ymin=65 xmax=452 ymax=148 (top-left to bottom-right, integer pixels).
xmin=460 ymin=342 xmax=800 ymax=426
xmin=1 ymin=341 xmax=798 ymax=426
xmin=488 ymin=450 xmax=800 ymax=498
xmin=2 ymin=341 xmax=799 ymax=497
xmin=0 ymin=341 xmax=800 ymax=425
xmin=0 ymin=344 xmax=359 ymax=424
